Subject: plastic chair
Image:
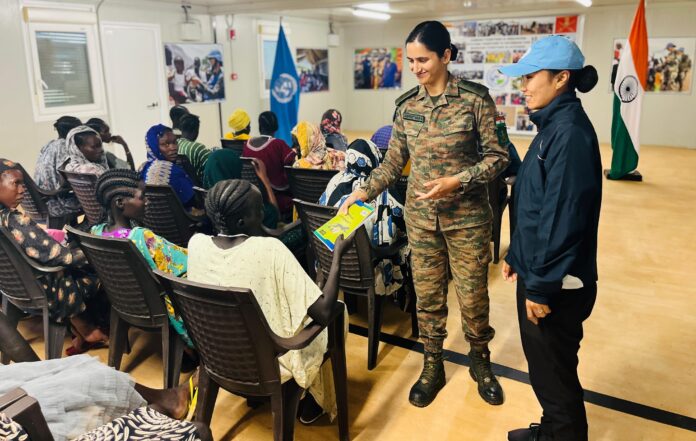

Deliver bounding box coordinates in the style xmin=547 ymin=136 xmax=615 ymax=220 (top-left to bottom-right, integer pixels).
xmin=155 ymin=236 xmax=351 ymax=441
xmin=294 ymin=199 xmax=418 ymax=370
xmin=240 ymin=157 xmax=270 ymax=201
xmin=0 ymin=388 xmax=54 ymax=441
xmin=15 ymin=163 xmax=79 ymax=229
xmin=285 ymin=166 xmax=338 ymax=203
xmin=66 ymin=226 xmax=184 ymax=388
xmin=0 ymin=228 xmax=67 ymax=363
xmin=220 ymin=138 xmax=244 ymax=155
xmin=142 ymin=184 xmax=206 ymax=247
xmin=58 ymin=166 xmax=104 ymax=226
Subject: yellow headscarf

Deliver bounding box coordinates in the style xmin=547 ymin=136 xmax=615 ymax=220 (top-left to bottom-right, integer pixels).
xmin=224 ymin=108 xmax=251 ymax=140
xmin=292 ymin=121 xmax=345 ymax=170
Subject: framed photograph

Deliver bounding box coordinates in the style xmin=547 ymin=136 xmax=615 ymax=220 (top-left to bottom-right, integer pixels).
xmin=354 ymin=47 xmax=402 ymax=90
xmin=612 ymin=37 xmax=694 ymax=93
xmin=164 ymin=43 xmax=224 ymax=104
xmin=296 ymin=48 xmax=329 ymax=92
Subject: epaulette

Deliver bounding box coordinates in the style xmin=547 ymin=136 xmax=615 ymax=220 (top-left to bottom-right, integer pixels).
xmin=458 ymin=80 xmax=488 ymax=98
xmin=394 ymin=86 xmax=419 ymax=107
xmin=393 ymin=86 xmax=419 ymax=121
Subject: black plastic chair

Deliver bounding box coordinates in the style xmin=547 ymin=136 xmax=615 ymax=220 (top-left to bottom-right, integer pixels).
xmin=66 ymin=226 xmax=184 ymax=388
xmin=220 ymin=138 xmax=245 ymax=155
xmin=155 ymin=237 xmax=350 ymax=441
xmin=285 ymin=166 xmax=338 ymax=203
xmin=240 ymin=157 xmax=270 ymax=201
xmin=15 ymin=163 xmax=79 ymax=229
xmin=58 ymin=166 xmax=104 ymax=226
xmin=294 ymin=199 xmax=417 ymax=370
xmin=0 ymin=228 xmax=67 ymax=363
xmin=487 ymin=176 xmax=508 ymax=264
xmin=143 ymin=184 xmax=206 ymax=247
xmin=0 ymin=388 xmax=54 ymax=440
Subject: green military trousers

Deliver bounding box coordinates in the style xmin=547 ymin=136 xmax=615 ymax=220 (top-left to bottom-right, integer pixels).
xmin=407 ymin=221 xmax=495 ymax=353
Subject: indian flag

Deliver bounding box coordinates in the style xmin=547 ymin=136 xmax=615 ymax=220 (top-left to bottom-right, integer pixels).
xmin=609 ymin=0 xmax=648 ymax=179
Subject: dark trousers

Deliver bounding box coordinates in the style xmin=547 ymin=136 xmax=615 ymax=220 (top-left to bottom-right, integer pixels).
xmin=516 ymin=279 xmax=597 ymax=441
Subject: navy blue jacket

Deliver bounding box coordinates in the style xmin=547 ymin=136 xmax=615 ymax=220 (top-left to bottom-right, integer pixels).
xmin=506 ymin=92 xmax=602 ymax=305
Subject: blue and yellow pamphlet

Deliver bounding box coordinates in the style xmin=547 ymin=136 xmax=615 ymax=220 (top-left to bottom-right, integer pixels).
xmin=314 ymin=201 xmax=375 ymax=251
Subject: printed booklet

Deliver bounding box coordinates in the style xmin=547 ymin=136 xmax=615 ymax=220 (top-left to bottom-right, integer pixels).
xmin=314 ymin=201 xmax=375 ymax=251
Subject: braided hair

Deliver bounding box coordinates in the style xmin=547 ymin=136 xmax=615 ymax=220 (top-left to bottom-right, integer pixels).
xmin=205 ymin=179 xmax=254 ymax=234
xmin=95 ymin=169 xmax=141 ymax=222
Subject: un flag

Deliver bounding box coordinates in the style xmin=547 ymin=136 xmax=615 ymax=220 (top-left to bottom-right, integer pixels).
xmin=271 ymin=25 xmax=300 ymax=145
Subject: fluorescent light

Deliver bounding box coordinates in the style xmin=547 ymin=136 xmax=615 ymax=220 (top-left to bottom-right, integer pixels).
xmin=352 ymin=8 xmax=391 ymax=20
xmin=575 ymin=0 xmax=592 ymax=7
xmin=356 ymin=2 xmax=391 ymax=12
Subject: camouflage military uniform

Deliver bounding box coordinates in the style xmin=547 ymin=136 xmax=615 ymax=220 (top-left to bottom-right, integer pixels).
xmin=664 ymin=52 xmax=680 ymax=91
xmin=360 ymin=74 xmax=509 ymax=353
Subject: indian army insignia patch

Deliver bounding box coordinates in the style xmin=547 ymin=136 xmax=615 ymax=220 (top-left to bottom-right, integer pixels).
xmin=494 ymin=112 xmax=510 ymax=146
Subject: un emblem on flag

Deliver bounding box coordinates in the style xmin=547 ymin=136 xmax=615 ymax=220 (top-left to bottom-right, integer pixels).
xmin=272 ymin=73 xmax=298 ymax=104
xmin=618 ymin=76 xmax=639 ymax=103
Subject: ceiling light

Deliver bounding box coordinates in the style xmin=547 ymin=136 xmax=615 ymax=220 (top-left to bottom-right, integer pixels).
xmin=352 ymin=8 xmax=391 ymax=20
xmin=462 ymin=1 xmax=473 ymax=7
xmin=575 ymin=0 xmax=592 ymax=6
xmin=356 ymin=2 xmax=391 ymax=12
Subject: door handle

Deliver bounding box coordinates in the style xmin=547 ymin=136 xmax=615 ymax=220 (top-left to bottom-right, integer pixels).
xmin=146 ymin=102 xmax=159 ymax=108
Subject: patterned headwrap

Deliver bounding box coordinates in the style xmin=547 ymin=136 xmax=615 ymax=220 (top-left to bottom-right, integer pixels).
xmin=65 ymin=125 xmax=108 ymax=173
xmin=320 ymin=109 xmax=343 ymax=137
xmin=320 ymin=139 xmax=381 ymax=207
xmin=292 ymin=121 xmax=327 ymax=164
xmin=140 ymin=124 xmax=195 ymax=207
xmin=145 ymin=124 xmax=171 ymax=161
xmin=370 ymin=125 xmax=393 ymax=150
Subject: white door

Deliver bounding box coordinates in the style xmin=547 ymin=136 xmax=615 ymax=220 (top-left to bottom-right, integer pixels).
xmin=100 ymin=22 xmax=168 ymax=166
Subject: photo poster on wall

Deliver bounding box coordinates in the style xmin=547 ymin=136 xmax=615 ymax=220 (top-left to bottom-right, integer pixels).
xmin=164 ymin=43 xmax=225 ymax=105
xmin=296 ymin=48 xmax=329 ymax=93
xmin=611 ymin=37 xmax=693 ymax=94
xmin=354 ymin=47 xmax=403 ymax=90
xmin=446 ymin=15 xmax=583 ymax=134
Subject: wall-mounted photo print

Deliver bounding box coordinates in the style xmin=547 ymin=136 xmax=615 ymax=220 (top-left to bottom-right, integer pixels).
xmin=354 ymin=48 xmax=403 ymax=90
xmin=164 ymin=43 xmax=224 ymax=104
xmin=297 ymin=48 xmax=329 ymax=93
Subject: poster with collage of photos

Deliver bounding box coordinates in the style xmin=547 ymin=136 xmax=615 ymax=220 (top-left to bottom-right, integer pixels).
xmin=446 ymin=15 xmax=583 ymax=134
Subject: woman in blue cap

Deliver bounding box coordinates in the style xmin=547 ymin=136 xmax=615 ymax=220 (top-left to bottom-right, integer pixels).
xmin=499 ymin=36 xmax=602 ymax=441
xmin=204 ymin=49 xmax=224 ymax=100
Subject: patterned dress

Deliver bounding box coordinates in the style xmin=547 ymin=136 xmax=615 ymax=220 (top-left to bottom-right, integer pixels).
xmin=91 ymin=224 xmax=193 ymax=348
xmin=1 ymin=209 xmax=101 ymax=323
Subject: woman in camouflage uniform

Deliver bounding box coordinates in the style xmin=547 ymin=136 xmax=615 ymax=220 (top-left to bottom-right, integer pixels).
xmin=340 ymin=21 xmax=509 ymax=407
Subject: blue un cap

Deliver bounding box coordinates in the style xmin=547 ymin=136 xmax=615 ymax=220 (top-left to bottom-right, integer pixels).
xmin=498 ymin=35 xmax=585 ymax=77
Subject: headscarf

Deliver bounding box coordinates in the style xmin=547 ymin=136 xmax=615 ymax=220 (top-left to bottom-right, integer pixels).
xmin=320 ymin=139 xmax=382 ymax=206
xmin=224 ymin=109 xmax=251 ymax=141
xmin=292 ymin=121 xmax=345 ymax=170
xmin=65 ymin=126 xmax=109 ymax=174
xmin=320 ymin=109 xmax=343 ymax=137
xmin=203 ymin=148 xmax=242 ymax=189
xmin=140 ymin=124 xmax=195 ymax=207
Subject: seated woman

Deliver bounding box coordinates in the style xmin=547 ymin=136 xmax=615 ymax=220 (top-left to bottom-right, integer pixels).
xmin=320 ymin=109 xmax=349 ymax=152
xmin=243 ymin=111 xmax=296 ymax=219
xmin=204 ymin=150 xmax=281 ymax=229
xmin=34 ymin=116 xmax=82 ymax=218
xmin=85 ymin=117 xmax=132 ymax=170
xmin=187 ymin=179 xmax=343 ymax=423
xmin=64 ymin=126 xmax=110 ymax=176
xmin=91 ymin=169 xmax=193 ymax=348
xmin=0 ymin=159 xmax=107 ymax=353
xmin=0 ymin=327 xmax=204 ymax=441
xmin=223 ymin=108 xmax=251 ymax=148
xmin=292 ymin=121 xmax=345 ymax=171
xmin=320 ymin=139 xmax=409 ymax=296
xmin=139 ymin=124 xmax=199 ymax=209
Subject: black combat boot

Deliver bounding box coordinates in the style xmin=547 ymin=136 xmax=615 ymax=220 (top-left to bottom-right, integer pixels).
xmin=408 ymin=352 xmax=446 ymax=407
xmin=469 ymin=347 xmax=504 ymax=405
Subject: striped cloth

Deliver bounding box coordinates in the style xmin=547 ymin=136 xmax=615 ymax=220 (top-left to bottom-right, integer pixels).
xmin=177 ymin=138 xmax=211 ymax=183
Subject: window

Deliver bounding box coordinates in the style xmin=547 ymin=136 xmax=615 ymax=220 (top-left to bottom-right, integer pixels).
xmin=24 ymin=18 xmax=106 ymax=121
xmin=256 ymin=21 xmax=291 ymax=99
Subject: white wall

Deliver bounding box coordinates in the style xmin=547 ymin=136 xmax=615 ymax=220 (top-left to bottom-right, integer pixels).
xmin=339 ymin=1 xmax=696 ymax=148
xmin=1 ymin=0 xmax=693 ymax=178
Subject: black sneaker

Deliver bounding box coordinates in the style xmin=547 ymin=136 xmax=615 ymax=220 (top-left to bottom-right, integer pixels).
xmin=508 ymin=423 xmax=541 ymax=441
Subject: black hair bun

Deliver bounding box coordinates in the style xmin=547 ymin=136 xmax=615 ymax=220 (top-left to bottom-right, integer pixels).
xmin=449 ymin=43 xmax=459 ymax=61
xmin=577 ymin=65 xmax=598 ymax=93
